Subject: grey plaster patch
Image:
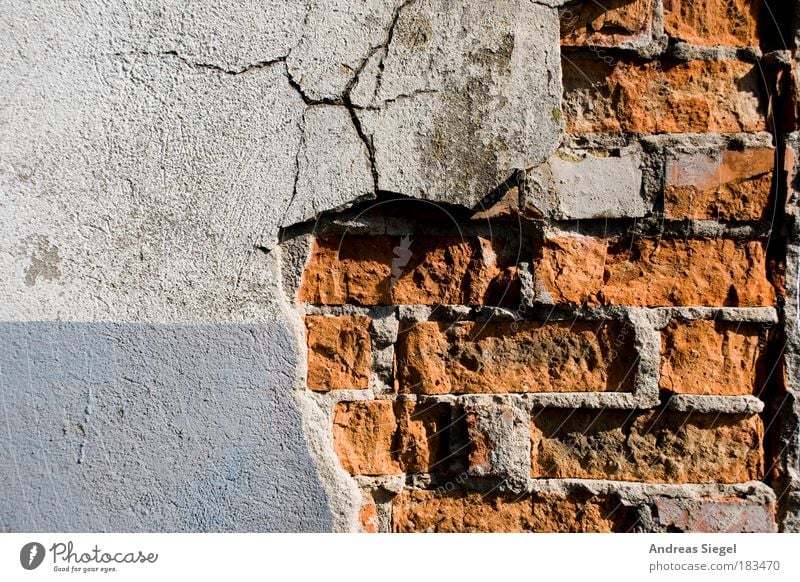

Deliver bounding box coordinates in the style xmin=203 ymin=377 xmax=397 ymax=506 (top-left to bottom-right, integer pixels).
xmin=0 ymin=321 xmax=332 ymax=532
xmin=627 ymin=308 xmax=664 ymax=408
xmin=463 ymin=402 xmax=530 ymax=487
xmin=525 ymin=147 xmax=647 ymax=219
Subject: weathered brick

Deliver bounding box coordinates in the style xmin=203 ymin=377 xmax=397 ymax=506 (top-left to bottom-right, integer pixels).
xmin=305 ymin=315 xmax=372 ymax=391
xmin=653 ymin=497 xmax=776 ymax=532
xmin=563 ymin=59 xmax=765 ymax=134
xmin=395 ymin=320 xmax=636 ymax=394
xmin=359 ymin=493 xmax=379 ymax=533
xmin=393 ymin=490 xmax=636 ymax=532
xmin=333 ymin=401 xmax=397 ymax=475
xmin=660 ymin=319 xmax=765 ymax=396
xmin=299 ymin=235 xmax=519 ymax=306
xmin=332 ymin=400 xmax=453 ymax=475
xmin=536 ymin=236 xmax=775 ymax=307
xmin=531 ymin=409 xmax=764 ymax=483
xmin=560 ymin=0 xmax=652 ymax=47
xmin=784 ymin=141 xmax=798 ymax=213
xmin=665 ymin=147 xmax=774 ymax=220
xmin=663 ymin=0 xmax=762 ymax=47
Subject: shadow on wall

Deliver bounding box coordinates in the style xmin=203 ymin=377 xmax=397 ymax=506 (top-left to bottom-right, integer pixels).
xmin=0 ymin=322 xmax=332 ymax=532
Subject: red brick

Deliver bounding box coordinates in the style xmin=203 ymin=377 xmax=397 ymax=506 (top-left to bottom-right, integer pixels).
xmin=299 ymin=235 xmax=520 ymax=306
xmin=785 ymin=143 xmax=797 ymax=213
xmin=563 ymin=59 xmax=765 ymax=134
xmin=332 ymin=401 xmax=453 ymax=476
xmin=305 ymin=315 xmax=371 ymax=391
xmin=393 ymin=490 xmax=636 ymax=532
xmin=395 ymin=320 xmax=636 ymax=394
xmin=531 ymin=409 xmax=764 ymax=483
xmin=560 ymin=0 xmax=652 ymax=47
xmin=536 ymin=236 xmax=775 ymax=307
xmin=665 ymin=147 xmax=774 ymax=220
xmin=663 ymin=0 xmax=762 ymax=47
xmin=660 ymin=320 xmax=765 ymax=396
xmin=359 ymin=493 xmax=379 ymax=533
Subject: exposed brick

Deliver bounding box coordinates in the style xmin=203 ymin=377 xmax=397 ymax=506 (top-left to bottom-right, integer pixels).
xmin=333 ymin=401 xmax=397 ymax=475
xmin=531 ymin=409 xmax=764 ymax=483
xmin=785 ymin=141 xmax=798 ymax=212
xmin=299 ymin=235 xmax=520 ymax=306
xmin=394 ymin=401 xmax=453 ymax=474
xmin=332 ymin=400 xmax=453 ymax=476
xmin=359 ymin=493 xmax=379 ymax=533
xmin=660 ymin=319 xmax=765 ymax=396
xmin=663 ymin=0 xmax=762 ymax=47
xmin=560 ymin=0 xmax=652 ymax=47
xmin=395 ymin=320 xmax=637 ymax=394
xmin=305 ymin=315 xmax=372 ymax=391
xmin=300 ymin=235 xmax=390 ymax=305
xmin=653 ymin=497 xmax=776 ymax=532
xmin=563 ymin=59 xmax=765 ymax=134
xmin=393 ymin=490 xmax=636 ymax=532
xmin=665 ymin=147 xmax=775 ymax=221
xmin=536 ymin=236 xmax=775 ymax=307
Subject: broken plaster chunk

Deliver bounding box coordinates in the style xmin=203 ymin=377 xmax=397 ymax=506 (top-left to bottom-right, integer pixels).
xmin=286 ymin=0 xmax=404 ymax=102
xmin=285 ymin=105 xmax=375 ymax=227
xmin=525 ymin=147 xmax=646 ymax=219
xmin=354 ymin=0 xmax=563 ymax=209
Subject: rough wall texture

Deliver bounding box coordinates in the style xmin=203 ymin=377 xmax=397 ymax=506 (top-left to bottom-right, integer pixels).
xmin=2 ymin=0 xmax=800 ymax=533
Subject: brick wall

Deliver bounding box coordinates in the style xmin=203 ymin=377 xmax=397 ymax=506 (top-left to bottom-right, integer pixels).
xmin=283 ymin=0 xmax=799 ymax=532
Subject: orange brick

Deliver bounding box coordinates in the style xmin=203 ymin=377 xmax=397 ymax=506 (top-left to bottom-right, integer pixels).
xmin=305 ymin=315 xmax=371 ymax=391
xmin=536 ymin=236 xmax=775 ymax=307
xmin=359 ymin=493 xmax=379 ymax=533
xmin=665 ymin=147 xmax=774 ymax=220
xmin=300 ymin=236 xmax=391 ymax=305
xmin=660 ymin=320 xmax=765 ymax=396
xmin=531 ymin=409 xmax=764 ymax=483
xmin=563 ymin=59 xmax=765 ymax=134
xmin=560 ymin=0 xmax=652 ymax=47
xmin=392 ymin=490 xmax=635 ymax=532
xmin=663 ymin=0 xmax=762 ymax=47
xmin=299 ymin=235 xmax=520 ymax=306
xmin=395 ymin=320 xmax=636 ymax=394
xmin=332 ymin=401 xmax=453 ymax=476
